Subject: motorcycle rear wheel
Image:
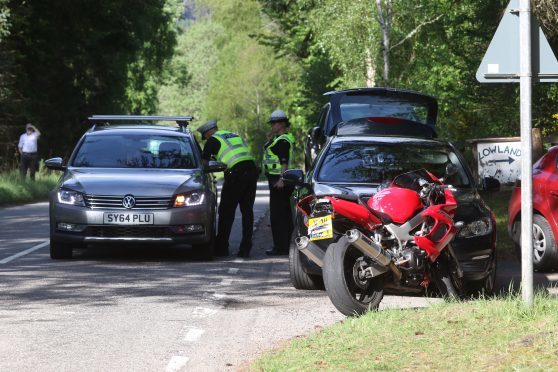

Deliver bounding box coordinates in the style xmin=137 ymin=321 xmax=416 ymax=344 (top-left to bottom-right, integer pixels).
xmin=323 ymin=239 xmax=384 ymax=316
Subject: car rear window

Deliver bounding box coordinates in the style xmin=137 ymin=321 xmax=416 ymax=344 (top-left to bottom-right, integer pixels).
xmin=317 ymin=141 xmax=471 ymax=187
xmin=72 ymin=134 xmax=198 ymax=169
xmin=339 ymin=95 xmax=430 ymax=125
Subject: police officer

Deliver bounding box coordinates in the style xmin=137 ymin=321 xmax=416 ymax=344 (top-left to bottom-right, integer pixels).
xmin=197 ymin=120 xmax=258 ymax=258
xmin=262 ymin=110 xmax=295 ymax=256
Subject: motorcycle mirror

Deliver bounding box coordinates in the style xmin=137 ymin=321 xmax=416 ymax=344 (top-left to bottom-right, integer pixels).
xmin=282 ymin=169 xmax=306 ymax=186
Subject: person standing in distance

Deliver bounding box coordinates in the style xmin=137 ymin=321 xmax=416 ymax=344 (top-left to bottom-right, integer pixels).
xmin=18 ymin=123 xmax=41 ymax=181
xmin=262 ymin=110 xmax=295 ymax=256
xmin=197 ymin=120 xmax=259 ymax=258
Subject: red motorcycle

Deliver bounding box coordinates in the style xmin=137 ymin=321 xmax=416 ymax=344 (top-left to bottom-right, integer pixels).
xmin=294 ymin=167 xmax=464 ymax=316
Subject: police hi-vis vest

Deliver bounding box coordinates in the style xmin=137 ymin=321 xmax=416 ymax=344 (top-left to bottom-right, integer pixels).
xmin=212 ymin=130 xmax=255 ymax=170
xmin=263 ymin=133 xmax=294 ymax=175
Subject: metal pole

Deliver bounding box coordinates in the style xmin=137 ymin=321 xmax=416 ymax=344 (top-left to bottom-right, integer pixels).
xmin=519 ymin=0 xmax=533 ymax=305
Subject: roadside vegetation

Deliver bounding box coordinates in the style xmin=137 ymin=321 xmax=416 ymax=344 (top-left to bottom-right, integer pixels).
xmin=0 ymin=164 xmax=59 ymax=206
xmin=253 ymin=291 xmax=558 ymax=371
xmin=483 ymin=187 xmax=515 ymax=260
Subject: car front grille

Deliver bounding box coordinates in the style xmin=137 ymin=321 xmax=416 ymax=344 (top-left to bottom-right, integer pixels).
xmin=84 ymin=226 xmax=172 ymax=238
xmin=84 ymin=195 xmax=172 ymax=210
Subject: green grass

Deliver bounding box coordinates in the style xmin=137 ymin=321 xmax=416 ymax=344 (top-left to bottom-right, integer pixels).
xmin=253 ymin=292 xmax=558 ymax=371
xmin=0 ymin=165 xmax=60 ymax=206
xmin=482 ymin=187 xmax=516 ymax=260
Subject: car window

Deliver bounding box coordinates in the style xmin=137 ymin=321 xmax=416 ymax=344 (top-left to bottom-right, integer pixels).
xmin=317 ymin=141 xmax=471 ymax=187
xmin=72 ymin=133 xmax=197 ymax=169
xmin=339 ymin=95 xmax=429 ymax=125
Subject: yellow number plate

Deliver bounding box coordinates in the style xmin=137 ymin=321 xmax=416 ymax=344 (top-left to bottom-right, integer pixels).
xmin=308 ymin=215 xmax=333 ymax=241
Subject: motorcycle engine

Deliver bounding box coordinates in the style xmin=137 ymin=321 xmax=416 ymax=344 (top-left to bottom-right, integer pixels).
xmin=397 ymin=247 xmax=427 ymax=287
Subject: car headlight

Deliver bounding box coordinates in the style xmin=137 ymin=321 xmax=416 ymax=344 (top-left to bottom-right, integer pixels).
xmin=457 ymin=217 xmax=493 ymax=238
xmin=173 ymin=191 xmax=205 ymax=207
xmin=57 ymin=189 xmax=85 ymax=206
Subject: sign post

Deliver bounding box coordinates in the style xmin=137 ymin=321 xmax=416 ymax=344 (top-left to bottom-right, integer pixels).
xmin=519 ymin=0 xmax=533 ymax=306
xmin=477 ymin=0 xmax=558 ymax=305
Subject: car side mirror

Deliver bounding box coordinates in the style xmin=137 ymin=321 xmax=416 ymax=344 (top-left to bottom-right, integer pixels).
xmin=482 ymin=177 xmax=500 ymax=192
xmin=45 ymin=157 xmax=66 ymax=171
xmin=310 ymin=127 xmax=322 ymax=141
xmin=204 ymin=161 xmax=227 ymax=173
xmin=282 ymin=169 xmax=306 ymax=186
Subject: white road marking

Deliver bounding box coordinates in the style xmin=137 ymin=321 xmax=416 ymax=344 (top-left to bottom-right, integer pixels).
xmin=192 ymin=307 xmax=218 ymax=318
xmin=165 ymin=356 xmax=189 ymax=372
xmin=212 ymin=293 xmax=227 ymax=300
xmin=227 ymin=268 xmax=239 ymax=274
xmin=233 ymin=258 xmax=244 ymax=263
xmin=0 ymin=241 xmax=49 ymax=264
xmin=184 ymin=328 xmax=205 ymax=342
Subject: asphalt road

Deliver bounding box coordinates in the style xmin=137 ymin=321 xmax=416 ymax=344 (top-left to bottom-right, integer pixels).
xmin=1 ymin=182 xmax=558 ymax=371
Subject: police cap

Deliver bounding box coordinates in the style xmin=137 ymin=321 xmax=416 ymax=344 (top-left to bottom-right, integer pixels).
xmin=197 ymin=119 xmax=218 ymax=136
xmin=269 ymin=109 xmax=289 ymax=126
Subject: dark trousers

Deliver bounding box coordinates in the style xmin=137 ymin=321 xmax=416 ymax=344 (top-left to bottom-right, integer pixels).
xmin=19 ymin=152 xmax=38 ymax=180
xmin=267 ymin=175 xmax=294 ymax=252
xmin=215 ymin=163 xmax=258 ymax=255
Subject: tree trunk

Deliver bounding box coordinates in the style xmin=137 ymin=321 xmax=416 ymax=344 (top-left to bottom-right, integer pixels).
xmin=532 ymin=127 xmax=544 ymax=162
xmin=365 ymin=48 xmax=376 ymax=87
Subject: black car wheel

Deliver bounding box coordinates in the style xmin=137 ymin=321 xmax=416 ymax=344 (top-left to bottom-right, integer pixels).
xmin=50 ymin=240 xmax=73 ymax=259
xmin=193 ymin=220 xmax=215 ymax=261
xmin=289 ymin=237 xmax=324 ymax=290
xmin=466 ymin=255 xmax=496 ymax=298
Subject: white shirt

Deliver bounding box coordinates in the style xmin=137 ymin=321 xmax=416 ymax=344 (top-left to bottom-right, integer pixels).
xmin=18 ymin=132 xmax=40 ymax=153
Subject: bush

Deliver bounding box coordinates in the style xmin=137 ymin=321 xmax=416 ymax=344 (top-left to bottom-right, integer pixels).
xmin=0 ymin=162 xmax=60 ymax=206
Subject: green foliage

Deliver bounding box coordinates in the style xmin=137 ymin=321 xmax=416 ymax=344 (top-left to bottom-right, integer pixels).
xmin=0 ymin=163 xmax=59 ymax=206
xmin=0 ymin=0 xmax=179 ymax=160
xmin=158 ymin=19 xmax=225 ymax=120
xmin=254 ymin=292 xmax=558 ymax=371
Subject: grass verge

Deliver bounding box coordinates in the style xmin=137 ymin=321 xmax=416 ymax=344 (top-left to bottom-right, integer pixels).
xmin=253 ymin=292 xmax=558 ymax=371
xmin=482 ymin=187 xmax=515 ymax=260
xmin=0 ymin=166 xmax=59 ymax=206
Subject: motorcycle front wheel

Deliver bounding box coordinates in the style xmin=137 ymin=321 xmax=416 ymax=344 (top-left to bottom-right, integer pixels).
xmin=323 ymin=238 xmax=384 ymax=316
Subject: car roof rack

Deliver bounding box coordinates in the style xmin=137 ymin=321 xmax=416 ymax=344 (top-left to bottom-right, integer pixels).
xmin=88 ymin=115 xmax=194 ymax=133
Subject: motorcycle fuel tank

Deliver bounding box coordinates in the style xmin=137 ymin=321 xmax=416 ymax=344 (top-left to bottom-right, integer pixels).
xmin=369 ymin=187 xmax=423 ymax=224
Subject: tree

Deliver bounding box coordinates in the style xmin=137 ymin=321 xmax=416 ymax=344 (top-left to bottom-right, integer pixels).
xmin=0 ymin=0 xmax=179 ymax=159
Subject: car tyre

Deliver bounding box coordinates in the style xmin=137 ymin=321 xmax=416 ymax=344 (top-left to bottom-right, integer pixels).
xmin=193 ymin=221 xmax=215 ymax=261
xmin=514 ymin=215 xmax=558 ymax=272
xmin=50 ymin=240 xmax=73 ymax=259
xmin=289 ymin=236 xmax=324 ymax=290
xmin=466 ymin=255 xmax=496 ymax=298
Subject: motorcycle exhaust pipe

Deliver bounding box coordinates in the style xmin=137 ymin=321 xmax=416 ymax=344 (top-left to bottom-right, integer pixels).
xmin=345 ymin=229 xmax=402 ymax=281
xmin=346 ymin=229 xmax=392 ymax=267
xmin=295 ymin=236 xmax=325 ymax=268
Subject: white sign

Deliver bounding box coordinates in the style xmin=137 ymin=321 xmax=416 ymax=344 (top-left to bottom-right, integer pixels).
xmin=477 ymin=141 xmax=521 ymax=184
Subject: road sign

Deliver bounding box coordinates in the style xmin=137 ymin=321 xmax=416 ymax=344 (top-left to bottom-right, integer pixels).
xmin=477 ymin=141 xmax=521 ymax=184
xmin=476 ymin=0 xmax=558 ymax=83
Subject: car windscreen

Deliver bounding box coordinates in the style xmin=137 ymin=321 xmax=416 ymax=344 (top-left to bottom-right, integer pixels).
xmin=317 ymin=141 xmax=471 ymax=187
xmin=339 ymin=95 xmax=430 ymax=125
xmin=72 ymin=134 xmax=198 ymax=169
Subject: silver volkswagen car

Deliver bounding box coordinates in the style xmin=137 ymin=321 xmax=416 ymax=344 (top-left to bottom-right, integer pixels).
xmin=45 ymin=116 xmax=225 ymax=260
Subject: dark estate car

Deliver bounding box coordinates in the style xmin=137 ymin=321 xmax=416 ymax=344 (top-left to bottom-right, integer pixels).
xmin=46 ymin=115 xmax=226 ymax=260
xmin=304 ymin=87 xmax=438 ymax=170
xmin=290 ymin=88 xmax=499 ymax=294
xmin=508 ymin=145 xmax=558 ymax=271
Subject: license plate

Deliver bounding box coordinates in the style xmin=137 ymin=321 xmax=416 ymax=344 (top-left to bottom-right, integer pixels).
xmin=308 ymin=215 xmax=333 ymax=241
xmin=103 ymin=212 xmax=154 ymax=225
